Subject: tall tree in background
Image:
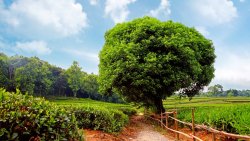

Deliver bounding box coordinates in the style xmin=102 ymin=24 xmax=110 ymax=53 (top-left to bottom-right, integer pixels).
xmin=208 ymin=84 xmax=223 ymax=96
xmin=15 ymin=57 xmax=52 ymax=96
xmin=65 ymin=61 xmax=83 ymax=97
xmin=98 ymin=17 xmax=216 ymax=113
xmin=0 ymin=53 xmax=9 ymax=88
xmin=82 ymin=73 xmax=99 ymax=98
xmin=49 ymin=66 xmax=68 ymax=97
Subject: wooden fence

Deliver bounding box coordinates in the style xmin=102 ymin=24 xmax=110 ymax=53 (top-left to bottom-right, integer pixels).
xmin=144 ymin=109 xmax=250 ymax=141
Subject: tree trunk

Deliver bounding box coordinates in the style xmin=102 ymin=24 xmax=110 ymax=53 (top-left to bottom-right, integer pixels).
xmin=154 ymin=97 xmax=165 ymax=114
xmin=73 ymin=91 xmax=77 ymax=97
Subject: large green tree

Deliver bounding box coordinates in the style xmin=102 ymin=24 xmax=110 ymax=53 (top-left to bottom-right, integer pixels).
xmin=98 ymin=17 xmax=215 ymax=113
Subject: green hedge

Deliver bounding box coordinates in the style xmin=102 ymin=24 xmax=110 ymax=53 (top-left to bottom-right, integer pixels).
xmin=0 ymin=89 xmax=83 ymax=141
xmin=68 ymin=105 xmax=129 ymax=133
xmin=0 ymin=88 xmax=132 ymax=140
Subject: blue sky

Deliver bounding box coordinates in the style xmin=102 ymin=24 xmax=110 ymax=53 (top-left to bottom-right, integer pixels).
xmin=0 ymin=0 xmax=250 ymax=90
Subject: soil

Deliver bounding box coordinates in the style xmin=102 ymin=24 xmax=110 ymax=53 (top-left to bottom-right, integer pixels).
xmin=84 ymin=115 xmax=174 ymax=141
xmin=84 ymin=115 xmax=236 ymax=141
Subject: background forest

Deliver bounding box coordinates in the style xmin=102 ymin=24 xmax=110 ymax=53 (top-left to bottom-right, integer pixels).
xmin=0 ymin=52 xmax=123 ymax=103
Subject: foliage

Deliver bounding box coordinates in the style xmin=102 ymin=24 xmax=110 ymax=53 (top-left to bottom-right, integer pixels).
xmin=53 ymin=98 xmax=136 ymax=133
xmin=207 ymin=84 xmax=223 ymax=96
xmin=163 ymin=97 xmax=250 ymax=135
xmin=0 ymin=54 xmax=9 ymax=88
xmin=65 ymin=61 xmax=84 ymax=97
xmin=81 ymin=74 xmax=99 ymax=98
xmin=163 ymin=96 xmax=250 ymax=108
xmin=98 ymin=16 xmax=216 ymax=113
xmin=0 ymin=52 xmax=124 ymax=103
xmin=49 ymin=66 xmax=68 ymax=97
xmin=0 ymin=88 xmax=83 ymax=141
xmin=14 ymin=57 xmax=52 ymax=96
xmin=176 ymin=105 xmax=250 ymax=135
xmin=201 ymin=87 xmax=250 ymax=97
xmin=52 ymin=98 xmax=136 ymax=115
xmin=68 ymin=105 xmax=129 ymax=133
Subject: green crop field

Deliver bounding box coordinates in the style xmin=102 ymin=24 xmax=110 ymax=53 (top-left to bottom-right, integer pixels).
xmin=163 ymin=96 xmax=250 ymax=108
xmin=51 ymin=98 xmax=137 ymax=117
xmin=52 ymin=98 xmax=132 ymax=109
xmin=163 ymin=97 xmax=250 ymax=135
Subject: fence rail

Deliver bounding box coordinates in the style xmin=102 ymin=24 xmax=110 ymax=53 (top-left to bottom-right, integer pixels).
xmin=145 ymin=108 xmax=250 ymax=141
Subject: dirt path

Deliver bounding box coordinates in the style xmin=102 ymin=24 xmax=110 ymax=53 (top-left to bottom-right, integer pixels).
xmin=84 ymin=115 xmax=174 ymax=141
xmin=131 ymin=115 xmax=172 ymax=141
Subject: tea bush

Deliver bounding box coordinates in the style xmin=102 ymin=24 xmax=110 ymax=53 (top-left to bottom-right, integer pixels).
xmin=68 ymin=105 xmax=129 ymax=133
xmin=177 ymin=105 xmax=250 ymax=135
xmin=0 ymin=89 xmax=83 ymax=141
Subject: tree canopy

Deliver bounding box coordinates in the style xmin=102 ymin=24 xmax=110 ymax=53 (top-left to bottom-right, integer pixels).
xmin=0 ymin=53 xmax=124 ymax=103
xmin=65 ymin=61 xmax=84 ymax=97
xmin=208 ymin=84 xmax=223 ymax=96
xmin=98 ymin=16 xmax=216 ymax=113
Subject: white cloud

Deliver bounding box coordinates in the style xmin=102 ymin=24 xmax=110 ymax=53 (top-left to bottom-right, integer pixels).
xmin=190 ymin=0 xmax=237 ymax=25
xmin=89 ymin=0 xmax=98 ymax=5
xmin=195 ymin=26 xmax=210 ymax=36
xmin=239 ymin=0 xmax=245 ymax=3
xmin=150 ymin=0 xmax=171 ymax=18
xmin=212 ymin=49 xmax=250 ymax=90
xmin=0 ymin=0 xmax=87 ymax=38
xmin=16 ymin=40 xmax=51 ymax=55
xmin=62 ymin=48 xmax=99 ymax=63
xmin=105 ymin=0 xmax=136 ymax=23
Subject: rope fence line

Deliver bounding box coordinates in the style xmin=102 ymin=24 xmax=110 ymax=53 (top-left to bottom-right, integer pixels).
xmin=145 ymin=109 xmax=250 ymax=141
xmin=144 ymin=115 xmax=203 ymax=141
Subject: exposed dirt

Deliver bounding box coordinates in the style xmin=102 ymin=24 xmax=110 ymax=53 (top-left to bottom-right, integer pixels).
xmin=84 ymin=115 xmax=236 ymax=141
xmin=84 ymin=115 xmax=174 ymax=141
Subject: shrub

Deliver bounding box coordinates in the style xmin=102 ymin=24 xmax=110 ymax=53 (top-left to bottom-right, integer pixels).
xmin=177 ymin=106 xmax=250 ymax=135
xmin=0 ymin=89 xmax=83 ymax=141
xmin=68 ymin=105 xmax=129 ymax=133
xmin=117 ymin=107 xmax=137 ymax=116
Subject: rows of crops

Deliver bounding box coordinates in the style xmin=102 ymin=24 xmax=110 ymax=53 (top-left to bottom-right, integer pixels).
xmin=0 ymin=89 xmax=136 ymax=140
xmin=164 ymin=97 xmax=250 ymax=108
xmin=0 ymin=89 xmax=82 ymax=140
xmin=164 ymin=97 xmax=250 ymax=135
xmin=53 ymin=98 xmax=137 ymax=132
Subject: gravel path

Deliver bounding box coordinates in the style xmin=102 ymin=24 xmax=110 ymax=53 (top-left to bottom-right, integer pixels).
xmin=131 ymin=115 xmax=174 ymax=141
xmin=135 ymin=130 xmax=169 ymax=141
xmin=85 ymin=115 xmax=174 ymax=141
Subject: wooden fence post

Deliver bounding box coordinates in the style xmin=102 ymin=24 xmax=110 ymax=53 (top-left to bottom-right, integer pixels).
xmin=174 ymin=109 xmax=179 ymax=140
xmin=161 ymin=112 xmax=163 ymax=128
xmin=166 ymin=113 xmax=168 ymax=130
xmin=212 ymin=132 xmax=216 ymax=141
xmin=192 ymin=108 xmax=196 ymax=141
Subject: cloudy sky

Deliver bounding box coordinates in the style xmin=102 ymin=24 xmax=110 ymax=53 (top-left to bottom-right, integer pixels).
xmin=0 ymin=0 xmax=250 ymax=90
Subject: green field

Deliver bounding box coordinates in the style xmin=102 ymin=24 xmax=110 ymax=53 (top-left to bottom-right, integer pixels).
xmin=52 ymin=98 xmax=132 ymax=109
xmin=51 ymin=97 xmax=250 ymax=135
xmin=164 ymin=96 xmax=250 ymax=108
xmin=163 ymin=97 xmax=250 ymax=135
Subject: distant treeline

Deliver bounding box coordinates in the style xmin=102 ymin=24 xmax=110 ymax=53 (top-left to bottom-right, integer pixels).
xmin=201 ymin=84 xmax=250 ymax=97
xmin=0 ymin=52 xmax=124 ymax=103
